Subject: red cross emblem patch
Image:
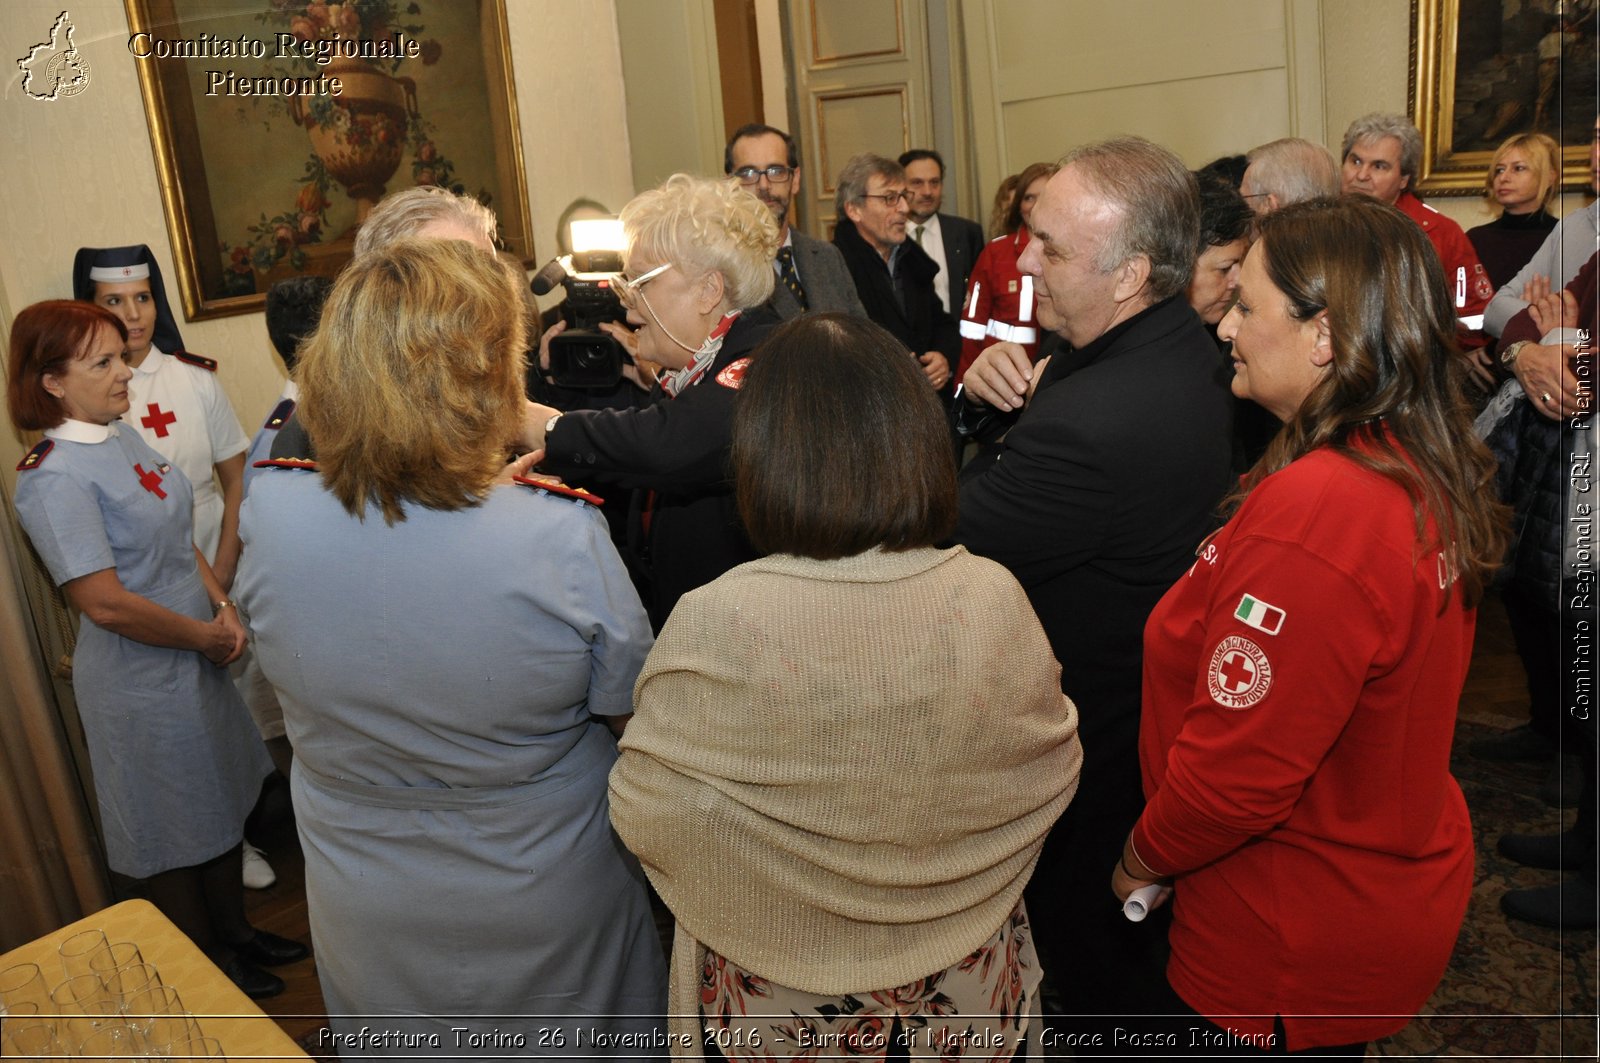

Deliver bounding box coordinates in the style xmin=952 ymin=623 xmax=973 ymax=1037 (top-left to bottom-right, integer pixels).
xmin=1206 ymin=634 xmax=1272 ymax=710
xmin=134 ymin=462 xmax=167 ymax=499
xmin=715 ymin=357 xmax=751 ymax=390
xmin=141 ymin=403 xmax=177 ymax=437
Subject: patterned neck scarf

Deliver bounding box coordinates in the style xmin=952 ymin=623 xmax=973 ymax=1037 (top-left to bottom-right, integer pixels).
xmin=659 ymin=311 xmax=741 ymax=398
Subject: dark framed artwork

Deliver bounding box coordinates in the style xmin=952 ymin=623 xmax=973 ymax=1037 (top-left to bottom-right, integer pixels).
xmin=1410 ymin=0 xmax=1597 ymax=194
xmin=126 ymin=0 xmax=533 ymax=320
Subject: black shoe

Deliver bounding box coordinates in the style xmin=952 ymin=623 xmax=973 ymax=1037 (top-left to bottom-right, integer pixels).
xmin=1498 ymin=831 xmax=1591 ymax=870
xmin=1469 ymin=724 xmax=1556 ymax=762
xmin=222 ymin=955 xmax=286 ymax=999
xmin=1500 ymin=880 xmax=1599 ymax=930
xmin=230 ymin=929 xmax=310 ymax=967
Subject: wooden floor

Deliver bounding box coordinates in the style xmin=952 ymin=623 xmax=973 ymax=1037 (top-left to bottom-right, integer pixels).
xmin=237 ymin=588 xmax=1581 ymax=1055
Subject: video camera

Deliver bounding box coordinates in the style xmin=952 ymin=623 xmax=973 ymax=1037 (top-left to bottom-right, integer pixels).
xmin=529 ymin=218 xmax=631 ymax=389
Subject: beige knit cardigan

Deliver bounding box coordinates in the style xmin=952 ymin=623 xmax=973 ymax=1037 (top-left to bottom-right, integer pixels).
xmin=609 ymin=546 xmax=1082 ymax=1055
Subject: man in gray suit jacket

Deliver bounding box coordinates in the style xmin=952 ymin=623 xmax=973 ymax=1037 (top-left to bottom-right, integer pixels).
xmin=726 ymin=123 xmax=866 ymax=321
xmin=900 ymin=149 xmax=987 ymax=316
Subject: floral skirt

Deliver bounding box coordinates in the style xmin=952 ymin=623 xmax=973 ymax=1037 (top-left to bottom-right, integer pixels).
xmin=699 ymin=901 xmax=1038 ymax=1061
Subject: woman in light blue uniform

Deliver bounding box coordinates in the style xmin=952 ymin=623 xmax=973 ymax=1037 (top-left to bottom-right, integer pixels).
xmin=236 ymin=240 xmax=666 ymax=1057
xmin=7 ymin=301 xmax=302 ymax=999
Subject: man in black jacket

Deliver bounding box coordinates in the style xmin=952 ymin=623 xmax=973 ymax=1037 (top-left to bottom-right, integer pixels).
xmin=899 ymin=148 xmax=986 ymax=316
xmin=954 ymin=137 xmax=1234 ymax=1034
xmin=831 ymin=153 xmax=958 ymax=393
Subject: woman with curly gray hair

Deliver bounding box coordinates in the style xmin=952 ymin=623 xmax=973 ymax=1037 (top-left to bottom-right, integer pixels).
xmin=524 ymin=173 xmax=782 ymax=627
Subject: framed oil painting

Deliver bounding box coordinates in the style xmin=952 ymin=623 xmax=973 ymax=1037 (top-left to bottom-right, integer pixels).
xmin=1410 ymin=0 xmax=1598 ymax=194
xmin=126 ymin=0 xmax=533 ymax=320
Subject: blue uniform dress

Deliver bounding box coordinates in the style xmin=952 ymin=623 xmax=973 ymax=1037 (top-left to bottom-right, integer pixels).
xmin=236 ymin=466 xmax=667 ymax=1057
xmin=13 ymin=421 xmax=271 ymax=878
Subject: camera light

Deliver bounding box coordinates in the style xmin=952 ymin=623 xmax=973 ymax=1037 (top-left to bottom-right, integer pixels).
xmin=569 ymin=218 xmax=624 ymax=254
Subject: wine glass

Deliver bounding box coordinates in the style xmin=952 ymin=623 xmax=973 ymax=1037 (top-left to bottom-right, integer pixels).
xmin=56 ymin=929 xmax=109 ymax=981
xmin=0 ymin=963 xmax=52 ymax=1014
xmin=3 ymin=1020 xmax=68 ymax=1062
xmin=77 ymin=1021 xmax=148 ymax=1062
xmin=169 ymin=1035 xmax=226 ymax=1060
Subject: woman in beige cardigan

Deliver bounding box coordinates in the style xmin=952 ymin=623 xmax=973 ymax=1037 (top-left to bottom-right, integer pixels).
xmin=610 ymin=312 xmax=1082 ymax=1061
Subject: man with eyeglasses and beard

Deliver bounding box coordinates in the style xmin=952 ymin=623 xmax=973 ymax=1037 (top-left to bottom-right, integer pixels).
xmin=832 ymin=153 xmax=961 ymax=394
xmin=724 ymin=123 xmax=866 ymax=321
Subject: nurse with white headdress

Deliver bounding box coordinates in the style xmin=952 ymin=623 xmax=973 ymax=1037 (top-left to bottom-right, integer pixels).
xmin=73 ymin=245 xmax=250 ymax=585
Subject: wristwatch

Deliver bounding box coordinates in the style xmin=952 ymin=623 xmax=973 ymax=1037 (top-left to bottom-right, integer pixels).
xmin=1499 ymin=340 xmax=1530 ymax=369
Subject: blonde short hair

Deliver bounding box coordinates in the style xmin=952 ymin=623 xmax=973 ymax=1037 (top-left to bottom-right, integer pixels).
xmin=297 ymin=239 xmax=527 ymax=525
xmin=621 ymin=174 xmax=777 ymax=311
xmin=1484 ymin=132 xmax=1562 ymax=213
xmin=353 ymin=186 xmax=498 ymax=256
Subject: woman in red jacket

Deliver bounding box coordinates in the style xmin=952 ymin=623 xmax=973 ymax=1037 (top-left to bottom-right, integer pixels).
xmin=955 ymin=162 xmax=1056 ymax=383
xmin=1112 ymin=196 xmax=1508 ymax=1057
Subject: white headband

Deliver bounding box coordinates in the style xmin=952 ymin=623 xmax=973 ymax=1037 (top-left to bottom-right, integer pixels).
xmin=88 ymin=263 xmax=151 ymax=282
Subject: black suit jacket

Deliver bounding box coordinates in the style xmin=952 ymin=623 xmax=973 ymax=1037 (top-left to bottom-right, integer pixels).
xmin=832 ymin=216 xmax=961 ymax=376
xmin=766 ymin=229 xmax=868 ymax=320
xmin=954 ymin=297 xmax=1234 ymax=755
xmin=936 ymin=212 xmax=986 ymax=311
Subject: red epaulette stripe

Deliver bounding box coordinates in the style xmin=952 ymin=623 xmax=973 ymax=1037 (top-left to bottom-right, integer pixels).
xmin=252 ymin=457 xmax=318 ymax=471
xmin=513 ymin=475 xmax=604 ymax=507
xmin=262 ymin=398 xmax=296 ymax=430
xmin=173 ymin=350 xmax=218 ymax=372
xmin=16 ymin=438 xmax=54 ymax=471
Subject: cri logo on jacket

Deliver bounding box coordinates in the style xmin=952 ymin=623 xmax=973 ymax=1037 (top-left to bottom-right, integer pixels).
xmin=1207 ymin=635 xmax=1273 ymax=710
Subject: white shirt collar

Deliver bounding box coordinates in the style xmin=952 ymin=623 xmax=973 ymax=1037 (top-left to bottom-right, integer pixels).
xmin=132 ymin=346 xmax=169 ymax=376
xmin=282 ymin=379 xmax=300 ymax=402
xmin=44 ymin=419 xmax=117 ymax=444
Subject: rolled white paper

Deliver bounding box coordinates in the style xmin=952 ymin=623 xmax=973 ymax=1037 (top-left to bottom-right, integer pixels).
xmin=1122 ymin=883 xmax=1171 ymax=922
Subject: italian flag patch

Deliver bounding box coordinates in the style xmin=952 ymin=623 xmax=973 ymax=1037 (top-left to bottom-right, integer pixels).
xmin=1234 ymin=594 xmax=1285 ymax=635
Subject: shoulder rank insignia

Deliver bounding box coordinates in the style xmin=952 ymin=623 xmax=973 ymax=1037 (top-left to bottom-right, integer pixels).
xmin=716 ymin=357 xmax=752 ymax=390
xmin=252 ymin=457 xmax=318 ymax=471
xmin=16 ymin=439 xmax=54 ymax=471
xmin=261 ymin=398 xmax=296 ymax=431
xmin=173 ymin=350 xmax=218 ymax=372
xmin=513 ymin=475 xmax=604 ymax=507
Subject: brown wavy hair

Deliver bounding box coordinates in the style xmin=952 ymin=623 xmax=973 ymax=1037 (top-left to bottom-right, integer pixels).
xmin=1004 ymin=162 xmax=1059 ymax=235
xmin=296 ymin=239 xmax=527 ymax=525
xmin=1227 ymin=196 xmax=1509 ymax=606
xmin=7 ymin=300 xmax=127 ymax=431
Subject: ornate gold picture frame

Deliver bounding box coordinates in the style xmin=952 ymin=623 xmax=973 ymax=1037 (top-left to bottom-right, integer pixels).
xmin=126 ymin=0 xmax=532 ymax=320
xmin=1410 ymin=0 xmax=1597 ymax=195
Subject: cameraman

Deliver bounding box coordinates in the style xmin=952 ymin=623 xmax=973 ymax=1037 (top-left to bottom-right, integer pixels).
xmin=526 ymin=197 xmax=656 ymax=415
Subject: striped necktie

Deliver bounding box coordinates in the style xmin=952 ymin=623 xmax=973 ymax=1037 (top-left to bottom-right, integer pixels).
xmin=776 ymin=246 xmax=808 ymax=310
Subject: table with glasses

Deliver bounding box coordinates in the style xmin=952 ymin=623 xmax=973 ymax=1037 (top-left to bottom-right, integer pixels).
xmin=0 ymin=900 xmax=306 ymax=1060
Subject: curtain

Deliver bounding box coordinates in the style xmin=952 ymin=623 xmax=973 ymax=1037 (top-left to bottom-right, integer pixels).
xmin=0 ymin=485 xmax=109 ymax=951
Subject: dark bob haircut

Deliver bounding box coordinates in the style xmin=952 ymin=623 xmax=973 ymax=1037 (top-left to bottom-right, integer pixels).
xmin=264 ymin=275 xmax=333 ymax=370
xmin=7 ymin=300 xmax=127 ymax=431
xmin=733 ymin=313 xmax=957 ymax=559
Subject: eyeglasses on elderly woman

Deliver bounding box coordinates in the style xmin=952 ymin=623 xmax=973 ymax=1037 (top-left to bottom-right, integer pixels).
xmin=613 ymin=262 xmax=674 ymax=312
